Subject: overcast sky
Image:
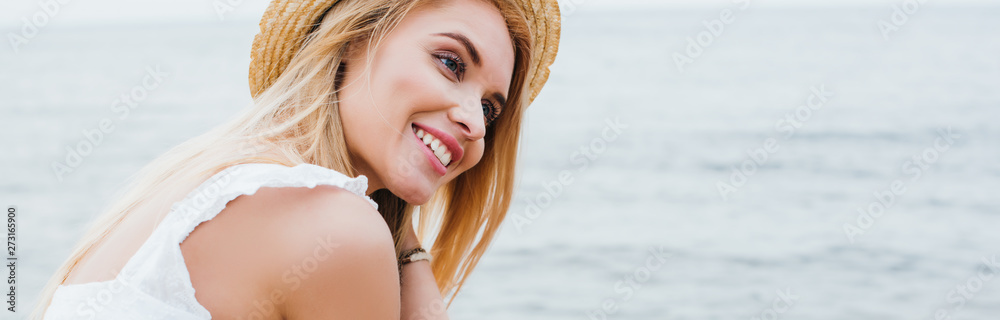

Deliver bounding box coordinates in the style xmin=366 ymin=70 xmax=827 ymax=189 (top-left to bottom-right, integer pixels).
xmin=3 ymin=0 xmax=999 ymax=28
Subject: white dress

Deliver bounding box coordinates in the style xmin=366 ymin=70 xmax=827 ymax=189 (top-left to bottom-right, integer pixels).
xmin=43 ymin=163 xmax=378 ymax=319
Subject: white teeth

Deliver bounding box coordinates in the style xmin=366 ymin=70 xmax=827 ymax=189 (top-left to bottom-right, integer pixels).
xmin=414 ymin=126 xmax=453 ymax=167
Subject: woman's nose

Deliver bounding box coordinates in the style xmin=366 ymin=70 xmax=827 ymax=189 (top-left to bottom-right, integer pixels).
xmin=448 ymin=97 xmax=486 ymax=141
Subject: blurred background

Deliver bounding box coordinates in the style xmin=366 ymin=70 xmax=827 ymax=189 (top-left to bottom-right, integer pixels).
xmin=2 ymin=0 xmax=999 ymax=319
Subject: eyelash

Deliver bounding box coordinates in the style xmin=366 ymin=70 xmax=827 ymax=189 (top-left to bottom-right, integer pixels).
xmin=434 ymin=51 xmax=466 ymax=80
xmin=482 ymin=99 xmax=500 ymax=126
xmin=434 ymin=51 xmax=502 ymax=127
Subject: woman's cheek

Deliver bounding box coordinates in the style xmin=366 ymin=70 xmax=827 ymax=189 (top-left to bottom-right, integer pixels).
xmin=460 ymin=141 xmax=485 ymax=172
xmin=388 ymin=65 xmax=447 ymax=109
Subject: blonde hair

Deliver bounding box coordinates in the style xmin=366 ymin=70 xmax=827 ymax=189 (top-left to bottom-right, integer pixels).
xmin=33 ymin=0 xmax=533 ymax=317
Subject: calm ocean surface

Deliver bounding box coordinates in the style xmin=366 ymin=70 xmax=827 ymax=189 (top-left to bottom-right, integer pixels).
xmin=2 ymin=5 xmax=999 ymax=320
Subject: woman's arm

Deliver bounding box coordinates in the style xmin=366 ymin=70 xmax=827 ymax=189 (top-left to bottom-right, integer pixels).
xmin=400 ymin=228 xmax=450 ymax=320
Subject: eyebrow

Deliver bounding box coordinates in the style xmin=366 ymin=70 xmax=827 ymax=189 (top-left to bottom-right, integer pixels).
xmin=433 ymin=32 xmax=481 ymax=66
xmin=433 ymin=32 xmax=507 ymax=106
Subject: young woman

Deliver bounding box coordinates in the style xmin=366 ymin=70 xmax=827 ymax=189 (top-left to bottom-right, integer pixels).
xmin=33 ymin=0 xmax=560 ymax=318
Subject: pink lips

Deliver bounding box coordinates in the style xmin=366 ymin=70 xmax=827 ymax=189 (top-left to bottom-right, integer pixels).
xmin=412 ymin=122 xmax=464 ymax=176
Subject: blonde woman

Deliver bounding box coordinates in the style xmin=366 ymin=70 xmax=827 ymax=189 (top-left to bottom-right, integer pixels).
xmin=33 ymin=0 xmax=559 ymax=318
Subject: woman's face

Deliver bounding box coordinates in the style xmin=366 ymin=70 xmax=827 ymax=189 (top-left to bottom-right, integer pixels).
xmin=338 ymin=0 xmax=515 ymax=204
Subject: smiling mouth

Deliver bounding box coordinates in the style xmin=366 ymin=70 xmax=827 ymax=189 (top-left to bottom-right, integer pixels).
xmin=412 ymin=125 xmax=453 ymax=167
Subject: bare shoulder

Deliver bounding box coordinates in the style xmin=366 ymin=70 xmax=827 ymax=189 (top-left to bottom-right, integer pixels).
xmin=256 ymin=185 xmax=401 ymax=319
xmin=182 ymin=185 xmax=399 ymax=319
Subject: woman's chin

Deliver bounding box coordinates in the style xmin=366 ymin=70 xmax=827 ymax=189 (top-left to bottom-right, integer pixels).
xmin=398 ymin=192 xmax=432 ymax=206
xmin=388 ymin=182 xmax=436 ymax=205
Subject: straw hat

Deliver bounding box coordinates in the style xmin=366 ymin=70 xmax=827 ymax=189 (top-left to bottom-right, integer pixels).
xmin=249 ymin=0 xmax=560 ymax=104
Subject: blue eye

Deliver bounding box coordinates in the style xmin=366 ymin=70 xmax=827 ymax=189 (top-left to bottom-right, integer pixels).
xmin=435 ymin=52 xmax=466 ymax=79
xmin=441 ymin=58 xmax=460 ymax=72
xmin=482 ymin=100 xmax=500 ymax=126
